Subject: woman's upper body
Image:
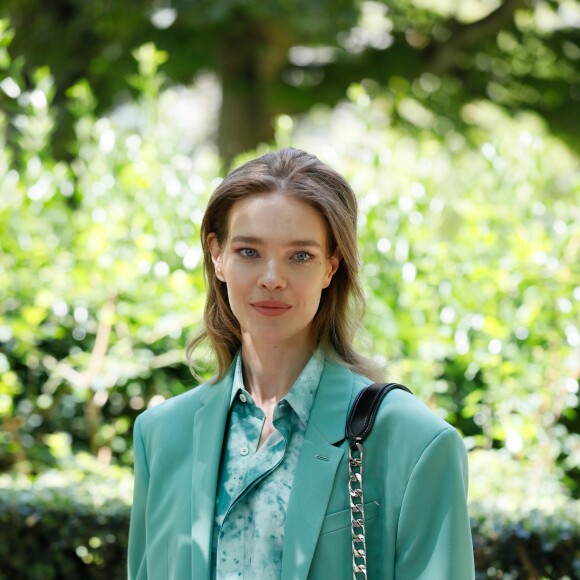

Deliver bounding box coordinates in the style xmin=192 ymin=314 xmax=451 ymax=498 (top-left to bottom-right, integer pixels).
xmin=128 ymin=148 xmax=475 ymax=579
xmin=128 ymin=353 xmax=474 ymax=580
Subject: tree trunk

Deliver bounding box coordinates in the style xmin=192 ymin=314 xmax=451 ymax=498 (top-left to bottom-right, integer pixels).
xmin=215 ymin=15 xmax=291 ymax=167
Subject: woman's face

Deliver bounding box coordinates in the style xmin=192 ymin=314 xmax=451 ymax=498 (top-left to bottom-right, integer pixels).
xmin=209 ymin=193 xmax=339 ymax=352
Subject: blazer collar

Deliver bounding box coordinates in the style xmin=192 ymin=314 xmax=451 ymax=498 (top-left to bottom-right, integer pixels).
xmin=308 ymin=357 xmax=360 ymax=445
xmin=190 ymin=367 xmax=235 ymax=580
xmin=188 ymin=358 xmax=362 ymax=580
xmin=281 ymin=358 xmax=360 ymax=580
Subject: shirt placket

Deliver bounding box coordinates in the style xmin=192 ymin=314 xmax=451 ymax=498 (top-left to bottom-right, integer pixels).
xmin=222 ymin=419 xmax=288 ymax=523
xmin=218 ymin=400 xmax=291 ymax=578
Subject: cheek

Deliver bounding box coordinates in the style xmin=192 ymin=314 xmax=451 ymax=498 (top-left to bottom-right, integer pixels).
xmin=222 ymin=265 xmax=250 ymax=301
xmin=224 ymin=283 xmax=244 ymax=323
xmin=299 ymin=273 xmax=329 ymax=302
xmin=219 ymin=256 xmax=236 ymax=284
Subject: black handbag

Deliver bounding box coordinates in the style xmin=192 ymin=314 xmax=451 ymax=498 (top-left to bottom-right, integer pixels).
xmin=346 ymin=382 xmax=412 ymax=580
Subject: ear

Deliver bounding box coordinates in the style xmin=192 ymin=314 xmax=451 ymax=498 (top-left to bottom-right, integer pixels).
xmin=208 ymin=233 xmax=226 ymax=282
xmin=322 ymin=253 xmax=340 ymax=289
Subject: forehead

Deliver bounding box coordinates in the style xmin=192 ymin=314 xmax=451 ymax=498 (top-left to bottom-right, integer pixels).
xmin=226 ymin=193 xmax=329 ymax=244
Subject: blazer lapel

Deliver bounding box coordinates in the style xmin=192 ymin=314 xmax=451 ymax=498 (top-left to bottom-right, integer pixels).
xmin=190 ymin=370 xmax=234 ymax=579
xmin=281 ymin=360 xmax=359 ymax=580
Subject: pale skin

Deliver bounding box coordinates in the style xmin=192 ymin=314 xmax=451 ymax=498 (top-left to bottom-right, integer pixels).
xmin=209 ymin=193 xmax=339 ymax=448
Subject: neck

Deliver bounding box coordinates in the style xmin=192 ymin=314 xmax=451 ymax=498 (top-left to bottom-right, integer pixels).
xmin=240 ymin=335 xmax=315 ymax=406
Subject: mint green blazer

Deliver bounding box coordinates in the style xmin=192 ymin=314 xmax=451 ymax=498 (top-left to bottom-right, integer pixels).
xmin=128 ymin=358 xmax=475 ymax=579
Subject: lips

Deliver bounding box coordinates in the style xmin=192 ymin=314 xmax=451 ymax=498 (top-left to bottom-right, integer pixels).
xmin=251 ymin=301 xmax=292 ymax=317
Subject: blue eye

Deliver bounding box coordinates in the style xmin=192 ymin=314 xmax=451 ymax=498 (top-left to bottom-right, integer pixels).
xmin=239 ymin=248 xmax=258 ymax=258
xmin=294 ymin=252 xmax=312 ymax=262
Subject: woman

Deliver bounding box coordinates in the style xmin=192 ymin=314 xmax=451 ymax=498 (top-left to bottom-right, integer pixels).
xmin=128 ymin=148 xmax=474 ymax=579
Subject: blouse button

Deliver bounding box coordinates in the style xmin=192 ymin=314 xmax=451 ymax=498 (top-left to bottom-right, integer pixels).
xmin=240 ymin=446 xmax=249 ymax=456
xmin=239 ymin=393 xmax=247 ymax=403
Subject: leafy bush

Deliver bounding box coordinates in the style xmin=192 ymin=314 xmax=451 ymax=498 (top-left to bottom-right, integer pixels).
xmin=471 ymin=503 xmax=580 ymax=579
xmin=0 ymin=27 xmax=219 ymax=471
xmin=469 ymin=449 xmax=580 ymax=578
xmin=0 ymin=453 xmax=131 ymax=580
xmin=1 ymin=458 xmax=580 ymax=579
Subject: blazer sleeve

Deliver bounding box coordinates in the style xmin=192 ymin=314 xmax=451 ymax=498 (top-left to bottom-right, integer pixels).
xmin=128 ymin=416 xmax=150 ymax=580
xmin=395 ymin=426 xmax=475 ymax=580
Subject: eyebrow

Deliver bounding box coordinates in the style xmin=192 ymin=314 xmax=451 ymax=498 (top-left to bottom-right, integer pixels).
xmin=230 ymin=235 xmax=323 ymax=249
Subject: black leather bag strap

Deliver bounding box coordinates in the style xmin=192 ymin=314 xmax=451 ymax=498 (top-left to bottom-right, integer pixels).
xmin=346 ymin=382 xmax=412 ymax=450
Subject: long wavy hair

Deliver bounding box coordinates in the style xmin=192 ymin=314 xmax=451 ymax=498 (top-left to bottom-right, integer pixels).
xmin=186 ymin=147 xmax=382 ymax=382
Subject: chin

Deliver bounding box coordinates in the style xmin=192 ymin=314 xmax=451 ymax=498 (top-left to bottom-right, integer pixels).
xmin=243 ymin=325 xmax=312 ymax=348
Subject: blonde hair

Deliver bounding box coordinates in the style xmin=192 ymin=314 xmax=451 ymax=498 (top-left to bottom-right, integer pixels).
xmin=186 ymin=147 xmax=382 ymax=382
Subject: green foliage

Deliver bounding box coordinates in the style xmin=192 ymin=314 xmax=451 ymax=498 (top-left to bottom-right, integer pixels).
xmin=0 ymin=2 xmax=579 ymax=509
xmin=0 ymin=453 xmax=130 ymax=580
xmin=471 ymin=505 xmax=580 ymax=579
xmin=0 ymin=25 xmax=219 ymax=470
xmin=282 ymin=80 xmax=580 ymax=495
xmin=469 ymin=450 xmax=580 ymax=577
xmin=2 ymin=18 xmax=580 ymax=497
xmin=3 ymin=0 xmax=579 ymax=161
xmin=2 ymin=457 xmax=580 ymax=579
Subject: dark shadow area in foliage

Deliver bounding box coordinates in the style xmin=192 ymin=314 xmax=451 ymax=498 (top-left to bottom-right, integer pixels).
xmin=0 ymin=499 xmax=128 ymax=580
xmin=2 ymin=487 xmax=580 ymax=579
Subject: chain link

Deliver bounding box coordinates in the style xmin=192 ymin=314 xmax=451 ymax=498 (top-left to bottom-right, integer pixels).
xmin=349 ymin=441 xmax=367 ymax=580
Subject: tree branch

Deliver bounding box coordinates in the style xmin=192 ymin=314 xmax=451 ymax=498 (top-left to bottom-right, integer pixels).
xmin=426 ymin=0 xmax=528 ymax=76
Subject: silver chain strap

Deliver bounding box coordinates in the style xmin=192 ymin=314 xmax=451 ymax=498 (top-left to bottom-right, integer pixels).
xmin=349 ymin=441 xmax=367 ymax=580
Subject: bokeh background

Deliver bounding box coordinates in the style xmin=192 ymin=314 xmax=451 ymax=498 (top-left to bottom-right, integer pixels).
xmin=0 ymin=0 xmax=579 ymax=577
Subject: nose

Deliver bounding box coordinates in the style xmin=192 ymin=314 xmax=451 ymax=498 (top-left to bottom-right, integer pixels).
xmin=258 ymin=259 xmax=286 ymax=291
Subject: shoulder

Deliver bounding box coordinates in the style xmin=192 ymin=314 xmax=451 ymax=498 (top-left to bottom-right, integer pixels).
xmin=135 ymin=379 xmax=219 ymax=438
xmin=349 ymin=372 xmax=465 ymax=463
xmin=377 ymin=387 xmax=451 ymax=440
